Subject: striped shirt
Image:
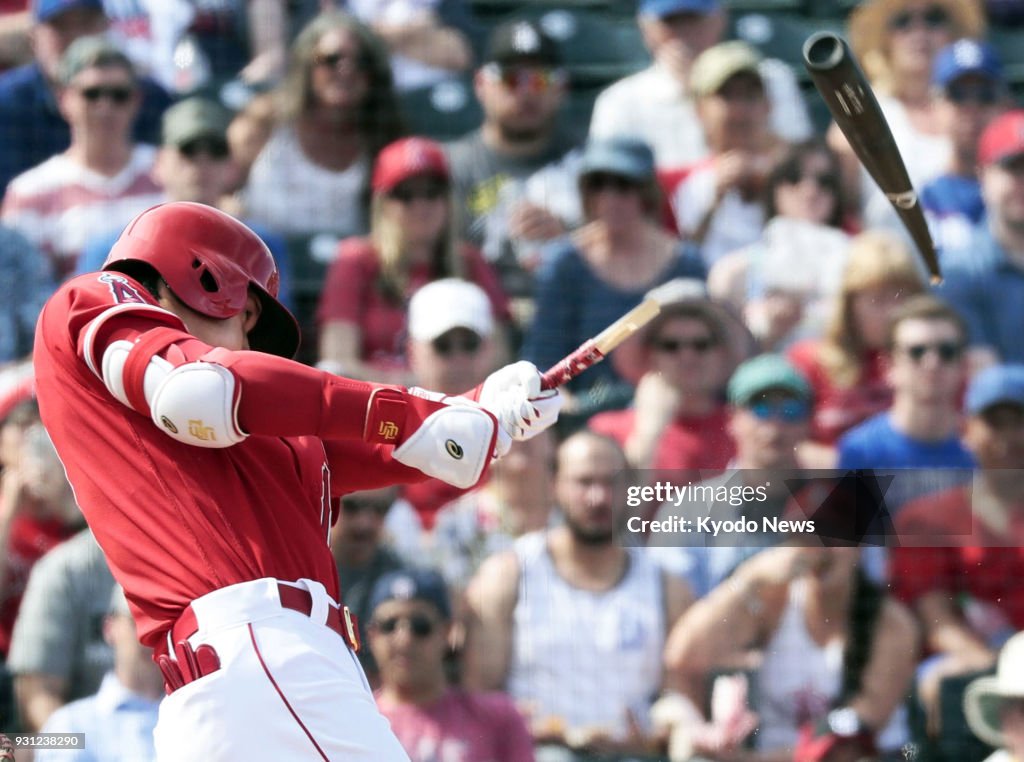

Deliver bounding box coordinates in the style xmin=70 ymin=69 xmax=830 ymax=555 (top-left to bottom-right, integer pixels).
xmin=1 ymin=145 xmax=163 ymax=280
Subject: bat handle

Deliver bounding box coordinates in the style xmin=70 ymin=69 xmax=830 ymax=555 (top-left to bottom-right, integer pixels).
xmin=540 ymin=340 xmax=606 ymax=390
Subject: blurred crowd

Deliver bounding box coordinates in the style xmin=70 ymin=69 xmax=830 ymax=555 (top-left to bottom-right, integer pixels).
xmin=3 ymin=0 xmax=1024 ymax=760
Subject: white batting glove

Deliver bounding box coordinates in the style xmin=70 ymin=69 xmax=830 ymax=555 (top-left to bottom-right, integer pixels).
xmin=478 ymin=361 xmax=562 ymax=446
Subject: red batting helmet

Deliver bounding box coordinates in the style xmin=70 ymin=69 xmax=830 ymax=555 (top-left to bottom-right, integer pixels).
xmin=104 ymin=202 xmax=300 ymax=358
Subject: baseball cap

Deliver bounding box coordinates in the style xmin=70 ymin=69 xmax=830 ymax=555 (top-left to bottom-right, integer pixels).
xmin=689 ymin=41 xmax=763 ymax=98
xmin=369 ymin=568 xmax=451 ymax=620
xmin=372 ymin=137 xmax=449 ymax=195
xmin=485 ymin=19 xmax=560 ymax=67
xmin=34 ymin=0 xmax=103 ymax=23
xmin=57 ymin=34 xmax=134 ymax=87
xmin=639 ymin=0 xmax=719 ymax=17
xmin=979 ymin=110 xmax=1024 ymax=167
xmin=162 ymin=97 xmax=231 ymax=148
xmin=727 ymin=354 xmax=812 ymax=406
xmin=933 ymin=39 xmax=1004 ymax=88
xmin=965 ymin=364 xmax=1024 ymax=415
xmin=407 ymin=278 xmax=494 ymax=343
xmin=579 ymin=137 xmax=656 ymax=183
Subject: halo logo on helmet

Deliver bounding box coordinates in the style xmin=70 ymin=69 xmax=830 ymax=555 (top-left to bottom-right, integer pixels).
xmin=103 ymin=203 xmax=300 ymax=358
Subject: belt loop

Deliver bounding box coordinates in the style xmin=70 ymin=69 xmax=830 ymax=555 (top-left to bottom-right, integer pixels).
xmin=298 ymin=578 xmax=330 ymax=626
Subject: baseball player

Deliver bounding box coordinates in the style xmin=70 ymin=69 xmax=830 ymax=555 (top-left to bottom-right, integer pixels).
xmin=32 ymin=202 xmax=561 ymax=761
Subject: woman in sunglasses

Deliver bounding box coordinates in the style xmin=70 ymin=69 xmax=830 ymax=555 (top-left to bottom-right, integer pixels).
xmin=787 ymin=231 xmax=926 ymax=464
xmin=709 ymin=140 xmax=851 ymax=350
xmin=522 ymin=137 xmax=705 ymax=420
xmin=232 ymin=10 xmax=404 ymax=237
xmin=829 ymin=0 xmax=984 ymax=230
xmin=317 ymin=137 xmax=509 ymax=383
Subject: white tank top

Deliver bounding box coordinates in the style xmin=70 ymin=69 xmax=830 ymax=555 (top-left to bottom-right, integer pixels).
xmin=506 ymin=532 xmax=665 ymax=740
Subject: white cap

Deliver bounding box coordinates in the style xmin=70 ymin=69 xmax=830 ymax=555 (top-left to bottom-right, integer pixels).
xmin=407 ymin=278 xmax=494 ymax=342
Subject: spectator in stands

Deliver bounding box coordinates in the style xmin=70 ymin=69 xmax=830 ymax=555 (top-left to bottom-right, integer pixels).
xmin=522 ymin=138 xmax=704 ymax=419
xmin=431 ymin=430 xmax=557 ymax=598
xmin=709 ymin=140 xmax=851 ymax=350
xmin=345 ymin=0 xmax=472 ymax=92
xmin=672 ymin=41 xmax=780 ymax=268
xmin=965 ymin=631 xmax=1024 ymax=762
xmin=234 ymin=10 xmax=404 ymax=237
xmin=788 ymin=231 xmax=927 ymax=460
xmin=317 ymin=138 xmax=509 ymax=382
xmin=446 ymin=18 xmax=581 ymax=300
xmin=74 ymin=96 xmax=294 ymax=310
xmin=938 ymin=110 xmax=1024 ymax=367
xmin=589 ymin=0 xmax=811 ymax=170
xmin=589 ymin=278 xmax=751 ymax=474
xmin=464 ymin=431 xmax=692 ymax=760
xmin=891 ymin=364 xmax=1024 ymax=734
xmin=665 ymin=546 xmax=917 ymax=760
xmin=922 ymin=40 xmax=1009 ymax=253
xmin=0 ymin=224 xmax=54 ymax=365
xmin=401 ymin=279 xmax=504 ymax=532
xmin=0 ymin=412 xmax=80 ymax=661
xmin=36 ymin=585 xmax=161 ymax=761
xmin=331 ymin=486 xmax=408 ymax=688
xmin=0 ymin=0 xmax=170 ymax=195
xmin=832 ymin=0 xmax=982 ymax=230
xmin=0 ymin=35 xmax=163 ymax=281
xmin=370 ymin=568 xmax=536 ymax=762
xmin=649 ymin=354 xmax=814 ymax=597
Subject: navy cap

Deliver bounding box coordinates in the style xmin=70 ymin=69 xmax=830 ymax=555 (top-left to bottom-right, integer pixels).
xmin=34 ymin=0 xmax=103 ymax=23
xmin=579 ymin=137 xmax=656 ymax=183
xmin=966 ymin=364 xmax=1024 ymax=415
xmin=640 ymin=0 xmax=719 ymax=17
xmin=933 ymin=39 xmax=1004 ymax=88
xmin=369 ymin=569 xmax=451 ymax=620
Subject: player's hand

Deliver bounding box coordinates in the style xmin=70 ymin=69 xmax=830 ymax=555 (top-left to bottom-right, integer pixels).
xmin=477 ymin=361 xmax=562 ymax=448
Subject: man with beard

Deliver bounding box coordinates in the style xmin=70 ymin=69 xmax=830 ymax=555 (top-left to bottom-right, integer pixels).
xmin=446 ymin=19 xmax=582 ymax=300
xmin=463 ymin=431 xmax=692 ymax=761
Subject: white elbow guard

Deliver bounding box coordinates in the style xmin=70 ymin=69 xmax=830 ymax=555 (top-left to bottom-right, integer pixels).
xmin=101 ymin=339 xmax=174 ymax=410
xmin=149 ymin=362 xmax=247 ymax=448
xmin=391 ymin=399 xmax=495 ymax=489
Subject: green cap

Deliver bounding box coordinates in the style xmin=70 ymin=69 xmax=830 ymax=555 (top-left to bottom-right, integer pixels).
xmin=690 ymin=40 xmax=763 ymax=98
xmin=58 ymin=34 xmax=134 ymax=87
xmin=727 ymin=354 xmax=812 ymax=406
xmin=162 ymin=97 xmax=231 ymax=147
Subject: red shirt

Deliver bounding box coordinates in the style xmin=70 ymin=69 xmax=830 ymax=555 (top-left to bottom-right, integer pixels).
xmin=788 ymin=340 xmax=891 ymax=445
xmin=316 ymin=238 xmax=510 ymax=371
xmin=891 ymin=484 xmax=1024 ymax=632
xmin=588 ymin=406 xmax=735 ymax=479
xmin=0 ymin=509 xmax=75 ymax=655
xmin=33 ymin=273 xmax=432 ymax=648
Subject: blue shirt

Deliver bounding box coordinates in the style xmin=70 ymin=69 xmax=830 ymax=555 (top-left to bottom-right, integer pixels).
xmin=935 ymin=224 xmax=1024 ymax=363
xmin=521 ymin=239 xmax=705 ymax=393
xmin=0 ymin=224 xmax=55 ymax=362
xmin=0 ymin=63 xmax=171 ymax=195
xmin=921 ymin=173 xmax=984 ymax=254
xmin=36 ymin=672 xmax=161 ymax=762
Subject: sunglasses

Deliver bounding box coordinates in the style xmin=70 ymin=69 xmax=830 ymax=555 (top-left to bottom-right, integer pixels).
xmin=179 ymin=138 xmax=230 ymax=160
xmin=388 ymin=182 xmax=447 ymax=203
xmin=945 ymin=81 xmax=1004 ymax=106
xmin=895 ymin=341 xmax=963 ymax=363
xmin=748 ymin=399 xmax=811 ymax=423
xmin=652 ymin=336 xmax=717 ymax=354
xmin=341 ymin=497 xmax=391 ymax=517
xmin=888 ymin=5 xmax=949 ymax=32
xmin=432 ymin=332 xmax=482 ymax=357
xmin=313 ymin=50 xmax=366 ymax=71
xmin=482 ymin=63 xmax=566 ymax=93
xmin=372 ymin=613 xmax=436 ymax=638
xmin=78 ymin=85 xmax=134 ymax=105
xmin=582 ymin=173 xmax=641 ymax=194
xmin=779 ymin=167 xmax=838 ymax=190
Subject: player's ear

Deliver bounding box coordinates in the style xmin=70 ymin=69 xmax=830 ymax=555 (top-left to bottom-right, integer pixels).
xmin=243 ymin=291 xmax=262 ymax=333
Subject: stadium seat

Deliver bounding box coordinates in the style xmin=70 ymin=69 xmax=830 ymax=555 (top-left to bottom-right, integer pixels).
xmin=399 ymin=76 xmax=484 ymax=142
xmin=727 ymin=11 xmax=844 ymax=81
xmin=723 ymin=0 xmax=806 ymax=12
xmin=468 ymin=0 xmax=638 ymax=21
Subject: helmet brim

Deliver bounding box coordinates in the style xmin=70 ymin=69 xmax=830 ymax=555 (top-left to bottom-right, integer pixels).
xmin=249 ymin=286 xmax=301 ymax=359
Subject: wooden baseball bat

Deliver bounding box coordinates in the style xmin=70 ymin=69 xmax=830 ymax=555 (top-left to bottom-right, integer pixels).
xmin=803 ymin=32 xmax=942 ymax=284
xmin=540 ymin=298 xmax=661 ymax=390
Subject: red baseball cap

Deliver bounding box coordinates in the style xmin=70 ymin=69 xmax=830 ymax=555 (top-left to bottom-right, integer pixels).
xmin=372 ymin=137 xmax=449 ymax=194
xmin=979 ymin=110 xmax=1024 ymax=167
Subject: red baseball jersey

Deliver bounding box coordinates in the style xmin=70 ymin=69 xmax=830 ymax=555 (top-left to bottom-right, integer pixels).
xmin=33 ymin=273 xmax=429 ymax=648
